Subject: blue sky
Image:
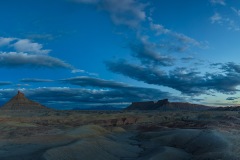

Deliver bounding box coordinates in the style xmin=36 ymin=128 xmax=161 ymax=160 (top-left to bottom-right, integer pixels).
xmin=0 ymin=0 xmax=240 ymax=109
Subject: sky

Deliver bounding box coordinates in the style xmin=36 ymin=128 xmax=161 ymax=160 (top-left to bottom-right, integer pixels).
xmin=0 ymin=0 xmax=240 ymax=109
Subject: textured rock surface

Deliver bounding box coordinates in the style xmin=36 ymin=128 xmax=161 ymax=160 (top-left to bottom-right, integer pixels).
xmin=0 ymin=110 xmax=239 ymax=159
xmin=127 ymin=101 xmax=155 ymax=110
xmin=1 ymin=91 xmax=47 ymax=110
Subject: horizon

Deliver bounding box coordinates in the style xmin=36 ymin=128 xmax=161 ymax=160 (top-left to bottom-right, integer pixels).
xmin=0 ymin=0 xmax=240 ymax=109
xmin=0 ymin=90 xmax=239 ymax=110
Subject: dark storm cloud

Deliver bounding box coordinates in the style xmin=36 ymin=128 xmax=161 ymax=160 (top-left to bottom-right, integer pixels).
xmin=106 ymin=60 xmax=240 ymax=95
xmin=20 ymin=78 xmax=54 ymax=83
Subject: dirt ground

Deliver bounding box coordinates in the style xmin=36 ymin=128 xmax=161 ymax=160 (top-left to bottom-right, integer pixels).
xmin=0 ymin=110 xmax=240 ymax=160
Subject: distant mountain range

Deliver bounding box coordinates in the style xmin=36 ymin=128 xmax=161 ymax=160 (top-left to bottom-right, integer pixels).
xmin=125 ymin=99 xmax=211 ymax=111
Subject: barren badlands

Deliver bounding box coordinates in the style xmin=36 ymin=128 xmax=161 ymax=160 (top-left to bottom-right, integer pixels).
xmin=0 ymin=109 xmax=240 ymax=160
xmin=1 ymin=92 xmax=240 ymax=160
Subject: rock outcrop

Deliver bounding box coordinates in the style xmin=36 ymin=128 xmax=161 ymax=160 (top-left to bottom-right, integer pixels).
xmin=126 ymin=99 xmax=210 ymax=111
xmin=1 ymin=91 xmax=48 ymax=110
xmin=126 ymin=101 xmax=155 ymax=110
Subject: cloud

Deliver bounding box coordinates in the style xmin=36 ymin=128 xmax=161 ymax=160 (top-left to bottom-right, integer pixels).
xmin=20 ymin=78 xmax=54 ymax=83
xmin=104 ymin=0 xmax=146 ymax=27
xmin=222 ymin=18 xmax=239 ymax=31
xmin=150 ymin=22 xmax=170 ymax=35
xmin=106 ymin=60 xmax=240 ymax=96
xmin=0 ymin=37 xmax=51 ymax=54
xmin=27 ymin=34 xmax=54 ymax=41
xmin=0 ymin=75 xmax=181 ymax=109
xmin=181 ymin=56 xmax=195 ymax=63
xmin=48 ymin=76 xmax=189 ymax=108
xmin=149 ymin=21 xmax=204 ymax=53
xmin=130 ymin=38 xmax=175 ymax=67
xmin=210 ymin=0 xmax=226 ymax=5
xmin=74 ymin=1 xmax=203 ymax=57
xmin=149 ymin=18 xmax=201 ymax=47
xmin=71 ymin=69 xmax=85 ymax=73
xmin=0 ymin=37 xmax=16 ymax=47
xmin=12 ymin=39 xmax=51 ymax=54
xmin=73 ymin=0 xmax=235 ymax=99
xmin=0 ymin=81 xmax=12 ymax=86
xmin=221 ymin=62 xmax=240 ymax=73
xmin=71 ymin=69 xmax=98 ymax=76
xmin=16 ymin=84 xmax=30 ymax=87
xmin=0 ymin=36 xmax=84 ymax=72
xmin=61 ymin=76 xmax=129 ymax=88
xmin=0 ymin=52 xmax=74 ymax=69
xmin=210 ymin=13 xmax=240 ymax=31
xmin=0 ymin=86 xmax=172 ymax=109
xmin=106 ymin=60 xmax=203 ymax=95
xmin=171 ymin=33 xmax=200 ymax=46
xmin=61 ymin=76 xmax=173 ymax=101
xmin=210 ymin=13 xmax=222 ymax=24
xmin=73 ymin=0 xmax=146 ymax=28
xmin=232 ymin=7 xmax=240 ymax=17
xmin=226 ymin=97 xmax=239 ymax=101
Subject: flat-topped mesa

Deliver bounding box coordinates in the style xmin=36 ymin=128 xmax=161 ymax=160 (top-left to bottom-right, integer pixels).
xmin=126 ymin=99 xmax=210 ymax=111
xmin=127 ymin=101 xmax=155 ymax=110
xmin=156 ymin=99 xmax=169 ymax=106
xmin=1 ymin=91 xmax=48 ymax=110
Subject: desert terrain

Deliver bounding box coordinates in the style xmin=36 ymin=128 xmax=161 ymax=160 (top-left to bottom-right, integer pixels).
xmin=1 ymin=0 xmax=240 ymax=159
xmin=0 ymin=109 xmax=240 ymax=160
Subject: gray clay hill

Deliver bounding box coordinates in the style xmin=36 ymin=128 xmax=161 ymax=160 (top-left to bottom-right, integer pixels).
xmin=1 ymin=91 xmax=47 ymax=110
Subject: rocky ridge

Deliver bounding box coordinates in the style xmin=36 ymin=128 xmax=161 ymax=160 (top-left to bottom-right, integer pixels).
xmin=126 ymin=99 xmax=210 ymax=111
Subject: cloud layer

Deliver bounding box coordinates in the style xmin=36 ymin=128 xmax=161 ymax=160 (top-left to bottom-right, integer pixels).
xmin=0 ymin=75 xmax=179 ymax=109
xmin=0 ymin=82 xmax=12 ymax=86
xmin=0 ymin=52 xmax=74 ymax=69
xmin=73 ymin=0 xmax=146 ymax=28
xmin=210 ymin=0 xmax=226 ymax=6
xmin=0 ymin=85 xmax=171 ymax=109
xmin=0 ymin=37 xmax=79 ymax=71
xmin=129 ymin=39 xmax=175 ymax=67
xmin=20 ymin=78 xmax=53 ymax=83
xmin=106 ymin=60 xmax=240 ymax=96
